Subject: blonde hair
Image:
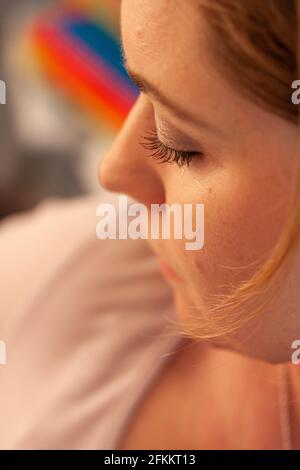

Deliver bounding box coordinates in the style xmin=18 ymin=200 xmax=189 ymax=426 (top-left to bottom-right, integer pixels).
xmin=178 ymin=0 xmax=300 ymax=341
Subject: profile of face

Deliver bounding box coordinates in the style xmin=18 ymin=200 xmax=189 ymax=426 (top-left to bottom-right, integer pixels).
xmin=99 ymin=0 xmax=299 ymax=363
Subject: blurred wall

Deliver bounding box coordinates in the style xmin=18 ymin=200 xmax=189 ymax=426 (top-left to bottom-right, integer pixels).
xmin=0 ymin=0 xmax=85 ymax=218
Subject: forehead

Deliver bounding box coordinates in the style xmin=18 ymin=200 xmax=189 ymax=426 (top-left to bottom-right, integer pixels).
xmin=121 ymin=1 xmax=223 ymax=124
xmin=121 ymin=0 xmax=202 ymax=75
xmin=120 ymin=0 xmax=282 ymax=140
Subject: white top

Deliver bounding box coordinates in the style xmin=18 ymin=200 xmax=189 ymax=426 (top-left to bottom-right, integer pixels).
xmin=0 ymin=196 xmax=184 ymax=449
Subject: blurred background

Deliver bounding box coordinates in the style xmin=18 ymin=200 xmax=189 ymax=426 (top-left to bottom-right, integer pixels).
xmin=0 ymin=0 xmax=138 ymax=218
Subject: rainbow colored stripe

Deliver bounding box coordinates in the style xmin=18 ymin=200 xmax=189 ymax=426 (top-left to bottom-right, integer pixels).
xmin=30 ymin=0 xmax=139 ymax=130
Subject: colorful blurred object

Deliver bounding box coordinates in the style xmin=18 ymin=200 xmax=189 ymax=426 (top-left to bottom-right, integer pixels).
xmin=30 ymin=0 xmax=138 ymax=131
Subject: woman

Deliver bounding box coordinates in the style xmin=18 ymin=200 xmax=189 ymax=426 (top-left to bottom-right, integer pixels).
xmin=0 ymin=0 xmax=299 ymax=449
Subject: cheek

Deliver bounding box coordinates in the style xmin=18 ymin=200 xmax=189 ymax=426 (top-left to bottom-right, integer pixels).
xmin=167 ymin=158 xmax=294 ymax=303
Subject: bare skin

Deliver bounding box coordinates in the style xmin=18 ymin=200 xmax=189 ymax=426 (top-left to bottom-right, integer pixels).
xmin=119 ymin=340 xmax=285 ymax=450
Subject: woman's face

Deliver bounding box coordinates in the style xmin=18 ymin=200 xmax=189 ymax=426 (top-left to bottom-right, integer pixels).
xmin=99 ymin=0 xmax=299 ymax=363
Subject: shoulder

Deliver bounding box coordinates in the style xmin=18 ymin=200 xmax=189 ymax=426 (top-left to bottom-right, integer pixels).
xmin=0 ymin=194 xmax=172 ymax=330
xmin=0 ymin=196 xmax=177 ymax=449
xmin=0 ymin=196 xmax=98 ymax=326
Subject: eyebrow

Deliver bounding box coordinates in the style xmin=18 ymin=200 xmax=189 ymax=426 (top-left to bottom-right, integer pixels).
xmin=120 ymin=44 xmax=217 ymax=132
xmin=124 ymin=61 xmax=200 ymax=125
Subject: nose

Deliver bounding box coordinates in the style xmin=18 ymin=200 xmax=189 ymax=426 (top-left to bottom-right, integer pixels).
xmin=98 ymin=94 xmax=165 ymax=205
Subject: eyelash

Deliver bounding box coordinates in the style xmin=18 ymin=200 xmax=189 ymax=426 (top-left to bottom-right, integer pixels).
xmin=139 ymin=130 xmax=203 ymax=168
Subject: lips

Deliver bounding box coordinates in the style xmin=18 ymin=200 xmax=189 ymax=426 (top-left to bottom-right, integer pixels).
xmin=158 ymin=258 xmax=182 ymax=282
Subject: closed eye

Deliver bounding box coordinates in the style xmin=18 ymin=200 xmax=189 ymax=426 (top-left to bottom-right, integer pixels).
xmin=139 ymin=130 xmax=204 ymax=168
